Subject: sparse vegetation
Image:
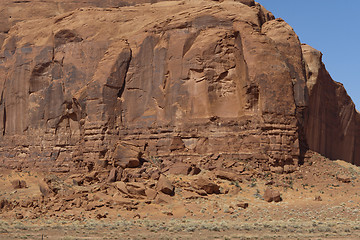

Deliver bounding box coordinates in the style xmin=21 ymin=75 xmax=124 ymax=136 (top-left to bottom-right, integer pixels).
xmin=2 ymin=218 xmax=359 ymax=239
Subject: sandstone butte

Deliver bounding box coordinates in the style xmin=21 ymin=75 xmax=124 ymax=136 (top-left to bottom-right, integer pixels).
xmin=0 ymin=0 xmax=359 ymax=177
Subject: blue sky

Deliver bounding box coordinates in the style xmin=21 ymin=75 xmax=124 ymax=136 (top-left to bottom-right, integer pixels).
xmin=256 ymin=0 xmax=360 ymax=110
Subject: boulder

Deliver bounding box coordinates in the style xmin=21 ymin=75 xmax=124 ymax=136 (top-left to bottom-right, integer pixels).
xmin=169 ymin=136 xmax=185 ymax=152
xmin=193 ymin=177 xmax=220 ymax=194
xmin=270 ymin=167 xmax=284 ymax=174
xmin=85 ymin=201 xmax=104 ymax=211
xmin=215 ymin=169 xmax=242 ymax=182
xmin=265 ymin=180 xmax=275 ymax=186
xmin=85 ymin=171 xmax=99 ymax=182
xmin=0 ymin=199 xmax=10 ymax=209
xmin=167 ymin=163 xmax=192 ymax=175
xmin=156 ymin=175 xmax=174 ymax=196
xmin=39 ymin=183 xmax=53 ymax=197
xmin=96 ymin=213 xmax=107 ymax=219
xmin=182 ymin=190 xmax=203 ymax=200
xmin=96 ymin=159 xmax=108 ymax=168
xmin=263 ymin=188 xmax=282 ymax=202
xmin=72 ymin=177 xmax=84 ymax=186
xmin=150 ymin=170 xmax=160 ymax=180
xmin=314 ymin=196 xmax=322 ymax=201
xmin=116 ymin=168 xmax=124 ymax=181
xmin=155 ymin=192 xmax=173 ymax=204
xmin=112 ymin=196 xmax=134 ymax=207
xmin=126 ymin=182 xmax=146 ymax=196
xmin=113 ymin=144 xmax=141 ymax=169
xmin=236 ymin=202 xmax=249 ymax=209
xmin=336 ymin=175 xmax=351 ymax=183
xmin=195 ymin=189 xmax=208 ymax=196
xmin=284 ymin=165 xmax=297 ymax=173
xmin=114 ymin=181 xmax=129 ymax=195
xmin=145 ymin=188 xmax=157 ymax=200
xmin=189 ymin=166 xmax=201 ymax=176
xmin=263 ymin=188 xmax=273 ymax=202
xmin=11 ymin=179 xmax=27 ymax=189
xmin=106 ymin=168 xmax=118 ymax=183
xmin=272 ymin=190 xmax=282 ymax=202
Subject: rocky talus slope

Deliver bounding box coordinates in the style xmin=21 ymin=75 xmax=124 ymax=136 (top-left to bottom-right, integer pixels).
xmin=0 ymin=0 xmax=358 ymax=172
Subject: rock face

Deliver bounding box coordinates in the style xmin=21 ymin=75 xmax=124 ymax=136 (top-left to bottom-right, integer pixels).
xmin=0 ymin=0 xmax=358 ymax=172
xmin=302 ymin=44 xmax=360 ymax=166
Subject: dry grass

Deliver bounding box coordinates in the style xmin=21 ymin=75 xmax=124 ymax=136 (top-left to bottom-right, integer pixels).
xmin=0 ymin=218 xmax=359 ymax=240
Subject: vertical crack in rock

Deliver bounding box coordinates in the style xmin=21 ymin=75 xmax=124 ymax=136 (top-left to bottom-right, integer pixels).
xmin=0 ymin=89 xmax=5 ymax=136
xmin=182 ymin=32 xmax=198 ymax=57
xmin=2 ymin=103 xmax=6 ymax=136
xmin=255 ymin=2 xmax=275 ymax=28
xmin=244 ymin=84 xmax=259 ymax=112
xmin=103 ymin=45 xmax=132 ymax=128
xmin=123 ymin=35 xmax=160 ymax=123
xmin=233 ymin=30 xmax=251 ymax=114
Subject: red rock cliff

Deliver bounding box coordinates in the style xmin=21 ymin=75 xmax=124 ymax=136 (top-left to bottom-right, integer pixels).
xmin=302 ymin=44 xmax=360 ymax=165
xmin=0 ymin=0 xmax=358 ymax=172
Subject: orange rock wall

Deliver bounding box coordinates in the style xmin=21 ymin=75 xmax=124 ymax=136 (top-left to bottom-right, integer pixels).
xmin=0 ymin=0 xmax=358 ymax=172
xmin=302 ymin=45 xmax=360 ymax=165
